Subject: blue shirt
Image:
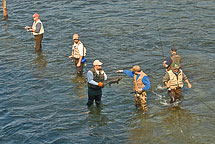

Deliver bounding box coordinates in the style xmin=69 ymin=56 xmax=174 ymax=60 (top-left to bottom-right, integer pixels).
xmin=123 ymin=70 xmax=150 ymax=91
xmin=165 ymin=56 xmax=172 ymax=68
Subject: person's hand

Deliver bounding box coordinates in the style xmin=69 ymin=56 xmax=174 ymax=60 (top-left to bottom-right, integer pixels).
xmin=98 ymin=82 xmax=103 ymax=87
xmin=68 ymin=55 xmax=73 ymax=59
xmin=163 ymin=61 xmax=168 ymax=67
xmin=116 ymin=70 xmax=123 ymax=73
xmin=188 ymin=83 xmax=192 ymax=88
xmin=77 ymin=62 xmax=81 ymax=67
xmin=164 ymin=82 xmax=170 ymax=88
xmin=25 ymin=26 xmax=30 ymax=29
xmin=137 ymin=89 xmax=143 ymax=94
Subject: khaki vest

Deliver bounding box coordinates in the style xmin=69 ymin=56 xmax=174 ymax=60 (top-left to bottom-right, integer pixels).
xmin=133 ymin=71 xmax=147 ymax=91
xmin=88 ymin=68 xmax=105 ymax=89
xmin=32 ymin=19 xmax=44 ymax=35
xmin=168 ymin=53 xmax=181 ymax=71
xmin=167 ymin=69 xmax=183 ymax=89
xmin=72 ymin=41 xmax=86 ymax=59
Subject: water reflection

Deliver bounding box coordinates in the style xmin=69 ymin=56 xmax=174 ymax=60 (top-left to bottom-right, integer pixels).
xmin=86 ymin=106 xmax=109 ymax=128
xmin=128 ymin=106 xmax=198 ymax=143
xmin=71 ymin=76 xmax=87 ymax=98
xmin=161 ymin=107 xmax=199 ymax=143
xmin=33 ymin=51 xmax=47 ymax=71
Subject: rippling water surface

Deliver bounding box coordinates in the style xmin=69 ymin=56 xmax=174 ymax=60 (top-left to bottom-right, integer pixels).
xmin=0 ymin=0 xmax=215 ymax=143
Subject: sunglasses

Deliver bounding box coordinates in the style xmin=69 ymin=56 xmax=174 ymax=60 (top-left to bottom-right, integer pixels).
xmin=74 ymin=39 xmax=79 ymax=40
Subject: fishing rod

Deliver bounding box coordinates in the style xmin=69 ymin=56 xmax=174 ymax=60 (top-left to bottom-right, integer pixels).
xmin=157 ymin=24 xmax=165 ymax=59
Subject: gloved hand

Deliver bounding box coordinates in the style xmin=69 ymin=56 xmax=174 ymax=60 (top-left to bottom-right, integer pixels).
xmin=98 ymin=82 xmax=104 ymax=87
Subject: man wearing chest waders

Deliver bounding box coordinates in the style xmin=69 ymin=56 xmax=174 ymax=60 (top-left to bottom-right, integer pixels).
xmin=68 ymin=34 xmax=86 ymax=76
xmin=87 ymin=60 xmax=107 ymax=107
xmin=117 ymin=65 xmax=151 ymax=112
xmin=163 ymin=62 xmax=192 ymax=105
xmin=163 ymin=47 xmax=181 ymax=71
xmin=25 ymin=13 xmax=44 ymax=52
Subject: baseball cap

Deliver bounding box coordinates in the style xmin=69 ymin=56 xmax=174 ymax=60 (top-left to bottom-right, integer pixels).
xmin=33 ymin=13 xmax=39 ymax=18
xmin=130 ymin=65 xmax=141 ymax=72
xmin=93 ymin=60 xmax=103 ymax=66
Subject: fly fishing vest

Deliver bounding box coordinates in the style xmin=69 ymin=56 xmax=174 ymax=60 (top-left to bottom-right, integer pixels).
xmin=133 ymin=71 xmax=147 ymax=91
xmin=88 ymin=68 xmax=105 ymax=89
xmin=32 ymin=19 xmax=44 ymax=36
xmin=72 ymin=41 xmax=86 ymax=59
xmin=168 ymin=53 xmax=181 ymax=71
xmin=167 ymin=69 xmax=183 ymax=89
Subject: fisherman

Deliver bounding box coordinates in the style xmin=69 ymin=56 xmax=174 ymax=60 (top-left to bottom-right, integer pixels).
xmin=25 ymin=13 xmax=44 ymax=52
xmin=117 ymin=65 xmax=151 ymax=112
xmin=68 ymin=34 xmax=86 ymax=76
xmin=163 ymin=62 xmax=192 ymax=104
xmin=163 ymin=47 xmax=181 ymax=71
xmin=87 ymin=60 xmax=107 ymax=107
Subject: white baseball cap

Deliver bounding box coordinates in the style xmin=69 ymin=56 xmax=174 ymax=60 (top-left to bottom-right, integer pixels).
xmin=93 ymin=60 xmax=103 ymax=66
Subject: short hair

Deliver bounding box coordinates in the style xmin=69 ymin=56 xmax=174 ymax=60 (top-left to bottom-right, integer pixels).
xmin=171 ymin=47 xmax=177 ymax=52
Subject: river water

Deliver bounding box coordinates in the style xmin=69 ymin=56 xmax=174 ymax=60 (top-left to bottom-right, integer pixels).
xmin=0 ymin=0 xmax=215 ymax=143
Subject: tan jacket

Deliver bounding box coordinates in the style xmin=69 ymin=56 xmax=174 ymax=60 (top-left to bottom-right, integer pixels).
xmin=72 ymin=41 xmax=86 ymax=59
xmin=167 ymin=69 xmax=183 ymax=89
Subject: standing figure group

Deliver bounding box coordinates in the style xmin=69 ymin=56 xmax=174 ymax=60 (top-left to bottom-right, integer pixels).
xmin=25 ymin=13 xmax=192 ymax=112
xmin=163 ymin=48 xmax=192 ymax=105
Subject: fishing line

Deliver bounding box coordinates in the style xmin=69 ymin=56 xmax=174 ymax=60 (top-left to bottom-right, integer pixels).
xmin=193 ymin=96 xmax=215 ymax=113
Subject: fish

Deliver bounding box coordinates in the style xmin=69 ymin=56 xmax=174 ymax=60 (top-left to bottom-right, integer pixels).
xmin=104 ymin=77 xmax=122 ymax=86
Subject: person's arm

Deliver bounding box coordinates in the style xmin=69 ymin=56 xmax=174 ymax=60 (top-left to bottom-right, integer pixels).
xmin=123 ymin=70 xmax=134 ymax=77
xmin=116 ymin=70 xmax=134 ymax=77
xmin=163 ymin=72 xmax=170 ymax=87
xmin=31 ymin=23 xmax=41 ymax=33
xmin=103 ymin=71 xmax=107 ymax=81
xmin=87 ymin=71 xmax=98 ymax=85
xmin=142 ymin=76 xmax=150 ymax=91
xmin=35 ymin=23 xmax=41 ymax=33
xmin=183 ymin=72 xmax=192 ymax=88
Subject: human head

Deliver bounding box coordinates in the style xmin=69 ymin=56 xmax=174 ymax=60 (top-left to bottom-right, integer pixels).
xmin=33 ymin=13 xmax=39 ymax=21
xmin=172 ymin=62 xmax=180 ymax=72
xmin=130 ymin=65 xmax=141 ymax=74
xmin=171 ymin=47 xmax=177 ymax=54
xmin=73 ymin=34 xmax=79 ymax=43
xmin=93 ymin=60 xmax=103 ymax=70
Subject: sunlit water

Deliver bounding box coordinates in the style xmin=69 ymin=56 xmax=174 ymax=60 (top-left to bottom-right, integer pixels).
xmin=0 ymin=0 xmax=215 ymax=143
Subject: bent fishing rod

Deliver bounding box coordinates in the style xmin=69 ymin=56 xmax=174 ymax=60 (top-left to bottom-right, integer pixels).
xmin=157 ymin=24 xmax=165 ymax=60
